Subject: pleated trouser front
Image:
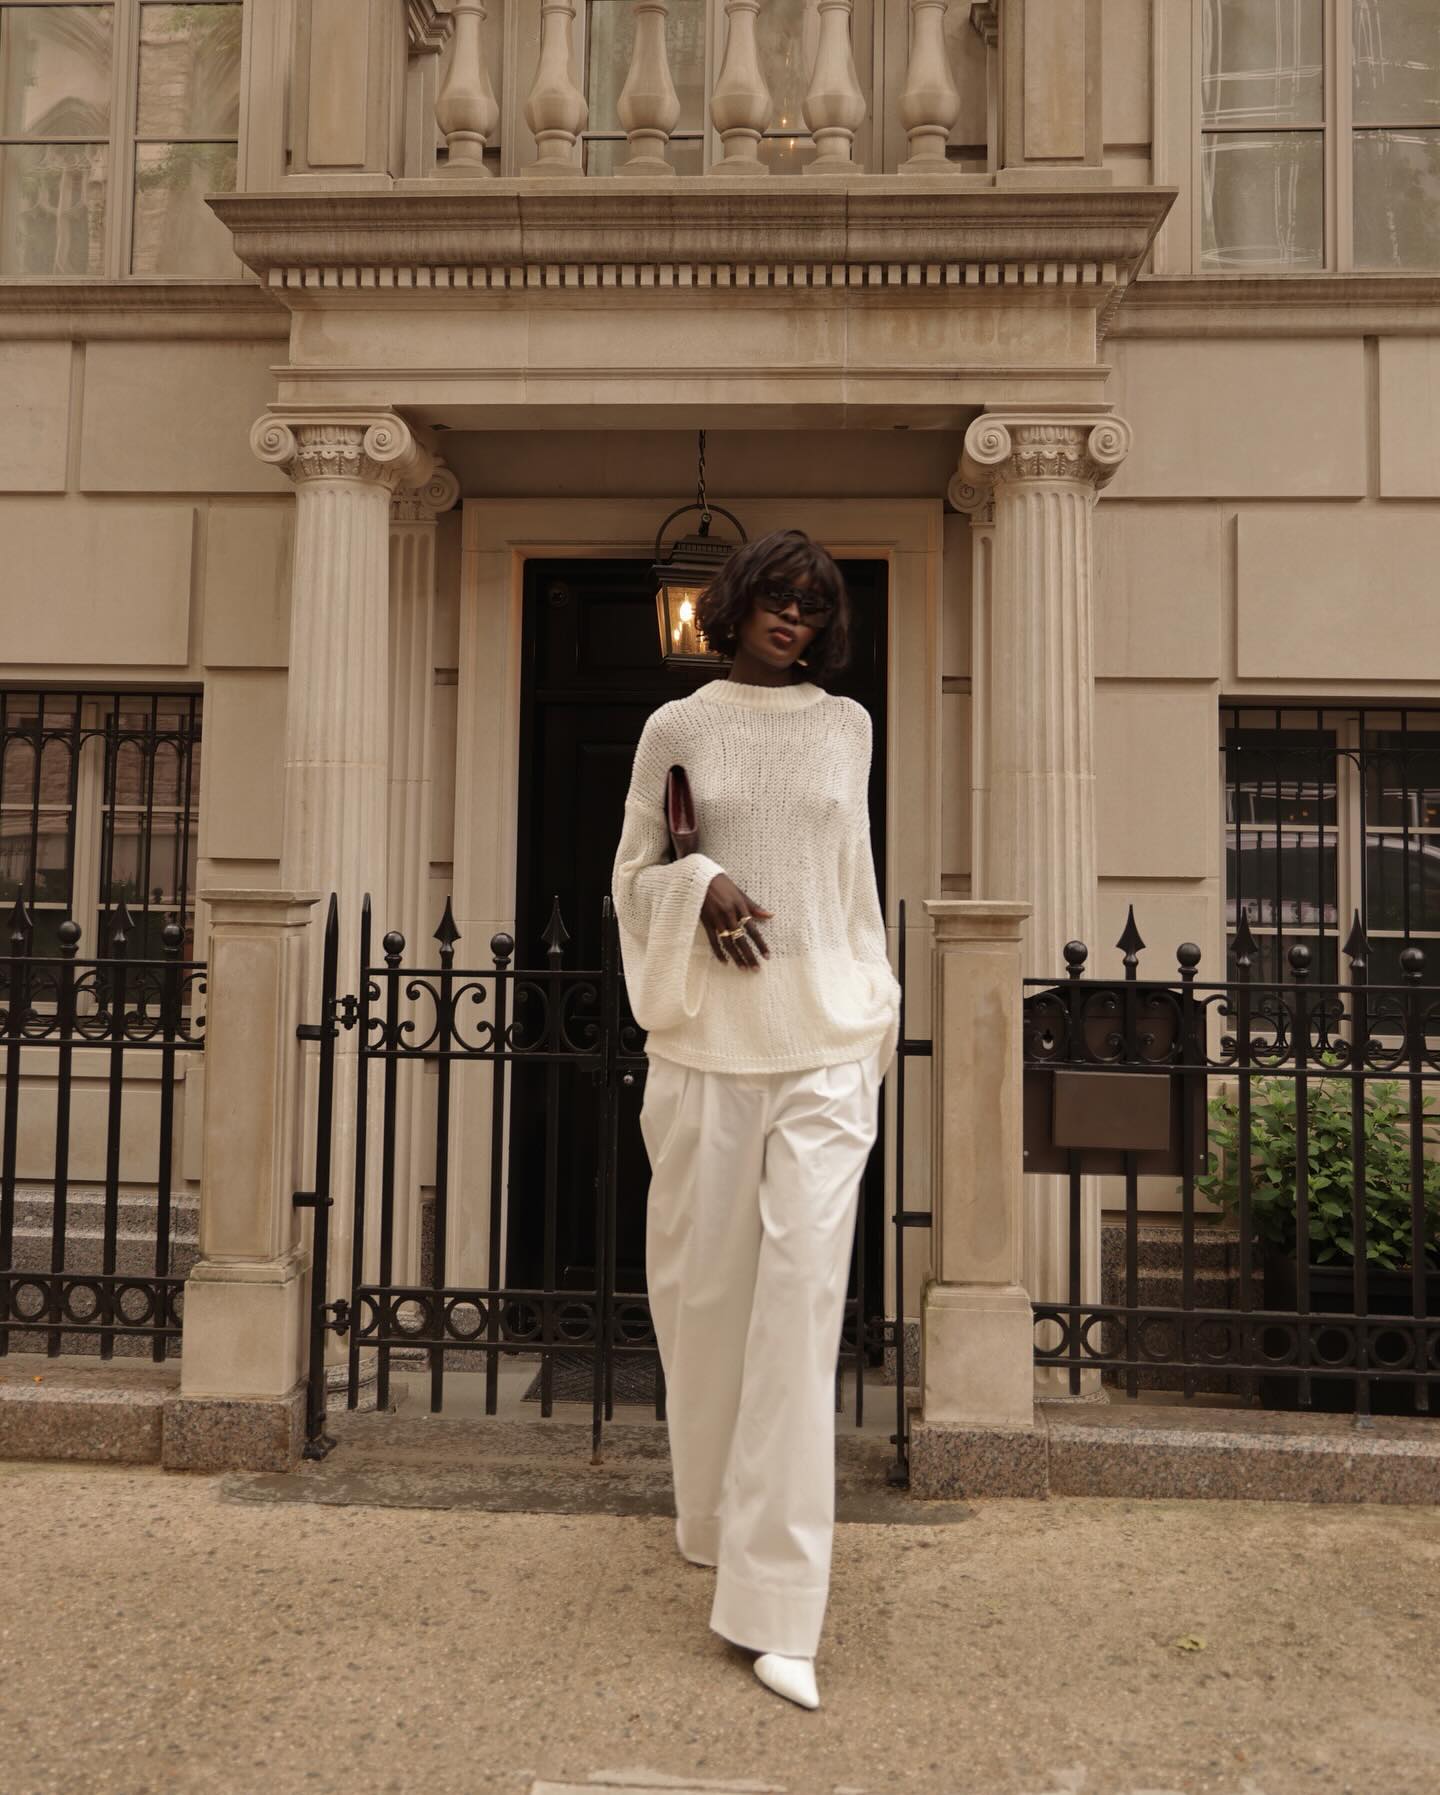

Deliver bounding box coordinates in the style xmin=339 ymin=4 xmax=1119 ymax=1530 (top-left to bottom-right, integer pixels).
xmin=639 ymin=1046 xmax=882 ymax=1660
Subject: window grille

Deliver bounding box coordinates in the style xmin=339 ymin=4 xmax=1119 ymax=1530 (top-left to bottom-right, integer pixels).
xmin=0 ymin=689 xmax=202 ymax=959
xmin=1222 ymin=704 xmax=1440 ymax=985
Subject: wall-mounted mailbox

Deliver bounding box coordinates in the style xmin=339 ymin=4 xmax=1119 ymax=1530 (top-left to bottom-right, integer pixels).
xmin=1022 ymin=981 xmax=1207 ymax=1176
xmin=1023 ymin=1067 xmax=1207 ymax=1176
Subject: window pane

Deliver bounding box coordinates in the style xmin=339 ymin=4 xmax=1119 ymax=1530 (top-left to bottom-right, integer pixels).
xmin=1362 ymin=731 xmax=1440 ymax=828
xmin=0 ymin=141 xmax=108 ymax=275
xmin=1201 ymin=130 xmax=1323 ymax=270
xmin=585 ymin=0 xmax=704 ymax=136
xmin=1353 ymin=0 xmax=1440 ymax=126
xmin=1201 ymin=0 xmax=1322 ymax=128
xmin=130 ymin=140 xmax=236 ymax=276
xmin=1365 ymin=837 xmax=1440 ymax=933
xmin=0 ymin=5 xmax=113 ymax=138
xmin=759 ymin=132 xmax=816 ymax=175
xmin=757 ymin=0 xmax=812 ymax=139
xmin=584 ymin=136 xmax=703 ymax=176
xmin=137 ymin=2 xmax=242 ymax=137
xmin=1353 ymin=128 xmax=1440 ymax=269
xmin=0 ymin=813 xmax=72 ymax=904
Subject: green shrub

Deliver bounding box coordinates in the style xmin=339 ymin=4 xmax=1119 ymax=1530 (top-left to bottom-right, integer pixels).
xmin=1198 ymin=1077 xmax=1440 ymax=1271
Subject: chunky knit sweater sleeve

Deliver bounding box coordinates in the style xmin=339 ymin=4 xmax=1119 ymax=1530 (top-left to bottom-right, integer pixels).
xmin=612 ymin=679 xmax=899 ymax=1075
xmin=611 ymin=702 xmax=727 ymax=1034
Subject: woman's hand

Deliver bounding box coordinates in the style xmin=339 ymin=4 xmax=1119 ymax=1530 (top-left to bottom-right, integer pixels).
xmin=701 ymin=872 xmax=772 ymax=970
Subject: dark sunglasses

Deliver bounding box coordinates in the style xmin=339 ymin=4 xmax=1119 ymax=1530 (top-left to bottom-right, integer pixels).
xmin=756 ymin=583 xmax=835 ymax=620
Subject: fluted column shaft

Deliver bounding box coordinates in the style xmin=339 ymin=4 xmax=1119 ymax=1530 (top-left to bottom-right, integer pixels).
xmin=250 ymin=408 xmax=438 ymax=1365
xmin=951 ymin=407 xmax=1132 ymax=1393
xmin=388 ymin=470 xmax=460 ymax=1284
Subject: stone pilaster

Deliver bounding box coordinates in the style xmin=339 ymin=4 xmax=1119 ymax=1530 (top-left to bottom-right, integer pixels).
xmin=167 ymin=891 xmax=319 ymax=1470
xmin=919 ymin=900 xmax=1034 ymax=1430
xmin=950 ymin=404 xmax=1132 ymax=1397
xmin=250 ymin=407 xmax=439 ymax=1360
xmin=388 ymin=467 xmax=460 ymax=1284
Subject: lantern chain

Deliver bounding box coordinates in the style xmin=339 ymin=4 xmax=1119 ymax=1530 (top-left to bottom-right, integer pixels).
xmin=696 ymin=430 xmax=710 ymax=526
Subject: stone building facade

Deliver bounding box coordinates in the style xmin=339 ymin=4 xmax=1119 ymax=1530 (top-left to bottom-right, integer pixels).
xmin=2 ymin=0 xmax=1438 ymax=1468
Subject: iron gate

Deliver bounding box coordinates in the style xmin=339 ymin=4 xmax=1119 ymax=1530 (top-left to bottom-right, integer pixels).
xmin=297 ymin=894 xmax=931 ymax=1481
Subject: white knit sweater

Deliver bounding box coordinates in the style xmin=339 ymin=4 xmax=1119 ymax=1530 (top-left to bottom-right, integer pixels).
xmin=612 ymin=678 xmax=901 ymax=1076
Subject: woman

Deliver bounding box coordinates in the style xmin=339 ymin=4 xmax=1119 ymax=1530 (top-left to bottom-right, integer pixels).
xmin=611 ymin=527 xmax=901 ymax=1712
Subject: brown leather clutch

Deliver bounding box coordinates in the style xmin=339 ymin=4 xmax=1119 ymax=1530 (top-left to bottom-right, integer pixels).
xmin=665 ymin=764 xmax=699 ymax=860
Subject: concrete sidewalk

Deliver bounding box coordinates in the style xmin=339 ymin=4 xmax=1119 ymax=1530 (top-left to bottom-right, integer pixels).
xmin=3 ymin=1421 xmax=1438 ymax=1795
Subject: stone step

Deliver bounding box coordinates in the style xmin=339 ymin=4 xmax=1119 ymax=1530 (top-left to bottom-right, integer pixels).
xmin=5 ymin=1187 xmax=199 ymax=1243
xmin=1101 ymin=1220 xmax=1242 ymax=1274
xmin=0 ymin=1358 xmax=179 ymax=1463
xmin=6 ymin=1226 xmax=199 ymax=1279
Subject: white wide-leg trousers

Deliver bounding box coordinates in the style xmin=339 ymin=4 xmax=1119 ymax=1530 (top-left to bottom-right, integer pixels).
xmin=640 ymin=1047 xmax=882 ymax=1660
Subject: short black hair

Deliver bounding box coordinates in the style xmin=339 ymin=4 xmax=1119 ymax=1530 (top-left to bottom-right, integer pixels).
xmin=697 ymin=528 xmax=852 ymax=679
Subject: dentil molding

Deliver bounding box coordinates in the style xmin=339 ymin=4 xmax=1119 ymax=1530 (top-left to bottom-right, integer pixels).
xmin=949 ymin=407 xmax=1133 ymax=508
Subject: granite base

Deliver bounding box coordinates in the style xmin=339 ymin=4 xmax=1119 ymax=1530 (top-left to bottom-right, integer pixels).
xmin=161 ymin=1383 xmax=306 ymax=1473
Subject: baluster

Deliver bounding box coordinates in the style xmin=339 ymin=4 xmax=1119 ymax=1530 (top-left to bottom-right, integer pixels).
xmin=524 ymin=0 xmax=589 ymax=176
xmin=435 ymin=0 xmax=499 ymax=176
xmin=617 ymin=0 xmax=681 ymax=176
xmin=709 ymin=0 xmax=770 ymax=176
xmin=899 ymin=0 xmax=960 ymax=173
xmin=802 ymin=0 xmax=865 ymax=175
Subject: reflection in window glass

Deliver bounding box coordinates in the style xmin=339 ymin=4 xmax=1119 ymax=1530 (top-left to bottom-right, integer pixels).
xmin=1201 ymin=0 xmax=1322 ymax=128
xmin=584 ymin=136 xmax=703 ymax=176
xmin=130 ymin=139 xmax=236 ymax=276
xmin=136 ymin=2 xmax=242 ymax=137
xmin=0 ymin=140 xmax=108 ymax=274
xmin=1353 ymin=0 xmax=1440 ymax=126
xmin=0 ymin=4 xmax=113 ymax=138
xmin=1201 ymin=130 xmax=1323 ymax=269
xmin=1353 ymin=129 xmax=1440 ymax=269
xmin=1365 ymin=838 xmax=1440 ymax=934
xmin=585 ymin=0 xmax=703 ymax=134
xmin=756 ymin=0 xmax=811 ymax=136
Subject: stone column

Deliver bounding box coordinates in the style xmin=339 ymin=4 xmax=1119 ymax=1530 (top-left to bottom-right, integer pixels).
xmin=950 ymin=405 xmax=1132 ymax=1397
xmin=249 ymin=407 xmax=439 ymax=1364
xmin=388 ymin=466 xmax=460 ymax=1284
xmin=165 ymin=891 xmax=318 ymax=1471
xmin=918 ymin=898 xmax=1034 ymax=1428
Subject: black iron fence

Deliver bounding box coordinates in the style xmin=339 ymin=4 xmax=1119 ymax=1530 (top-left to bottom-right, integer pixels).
xmin=0 ymin=899 xmax=206 ymax=1360
xmin=299 ymin=894 xmax=931 ymax=1479
xmin=1024 ymin=909 xmax=1440 ymax=1415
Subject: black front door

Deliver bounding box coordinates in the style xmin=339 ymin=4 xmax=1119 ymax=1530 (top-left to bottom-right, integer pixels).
xmin=510 ymin=557 xmax=889 ymax=1299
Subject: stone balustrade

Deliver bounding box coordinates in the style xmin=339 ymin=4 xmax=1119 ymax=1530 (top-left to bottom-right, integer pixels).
xmin=432 ymin=0 xmax=983 ymax=180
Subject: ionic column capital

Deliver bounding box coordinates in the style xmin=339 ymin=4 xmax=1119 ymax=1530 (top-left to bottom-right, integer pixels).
xmin=391 ymin=463 xmax=461 ymax=524
xmin=950 ymin=406 xmax=1133 ymax=507
xmin=250 ymin=408 xmax=434 ymax=494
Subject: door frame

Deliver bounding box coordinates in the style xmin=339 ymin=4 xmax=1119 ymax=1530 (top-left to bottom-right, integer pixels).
xmin=447 ymin=495 xmax=944 ymax=1297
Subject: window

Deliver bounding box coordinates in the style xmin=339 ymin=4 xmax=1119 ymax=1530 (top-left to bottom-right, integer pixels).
xmin=0 ymin=690 xmax=202 ymax=959
xmin=1201 ymin=0 xmax=1440 ymax=270
xmin=1223 ymin=706 xmax=1440 ymax=986
xmin=0 ymin=0 xmax=242 ymax=279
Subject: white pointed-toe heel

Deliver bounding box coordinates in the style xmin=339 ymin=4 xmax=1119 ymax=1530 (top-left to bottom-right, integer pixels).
xmin=753 ymin=1652 xmax=819 ymax=1710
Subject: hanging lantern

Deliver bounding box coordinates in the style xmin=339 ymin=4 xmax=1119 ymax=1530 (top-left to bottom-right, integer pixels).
xmin=651 ymin=431 xmax=746 ymax=668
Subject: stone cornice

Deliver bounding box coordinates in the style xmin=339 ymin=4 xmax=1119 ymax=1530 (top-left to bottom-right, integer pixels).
xmin=210 ymin=182 xmax=1174 ymax=308
xmin=0 ymin=279 xmax=285 ymax=340
xmin=1113 ymin=272 xmax=1440 ymax=338
xmin=951 ymin=404 xmax=1132 ymax=505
